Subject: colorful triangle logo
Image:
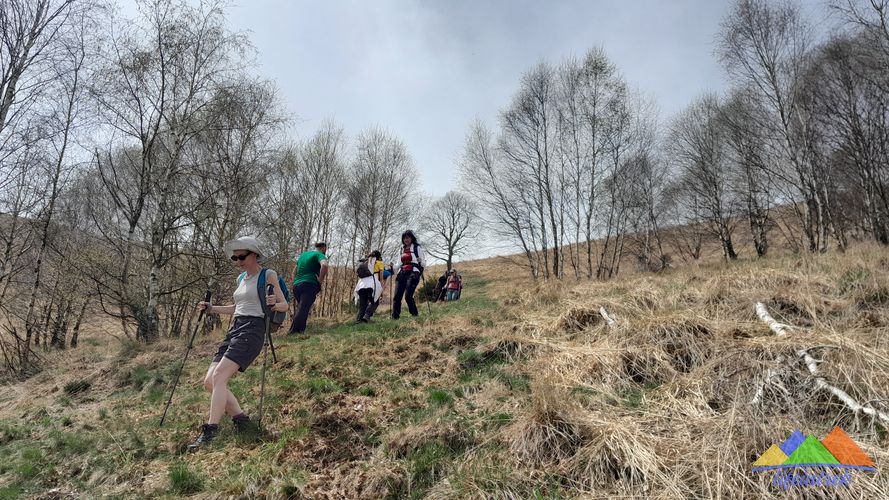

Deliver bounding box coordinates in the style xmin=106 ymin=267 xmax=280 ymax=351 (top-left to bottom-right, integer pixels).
xmin=752 ymin=428 xmax=877 ymax=472
xmin=821 ymin=426 xmax=875 ymax=468
xmin=782 ymin=436 xmax=840 ymax=465
xmin=753 ymin=444 xmax=788 ymax=467
xmin=779 ymin=430 xmax=806 ymax=456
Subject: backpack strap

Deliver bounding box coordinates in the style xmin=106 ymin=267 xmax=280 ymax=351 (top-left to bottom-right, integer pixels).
xmin=257 ymin=268 xmax=268 ymax=317
xmin=412 ymin=243 xmax=424 ymax=273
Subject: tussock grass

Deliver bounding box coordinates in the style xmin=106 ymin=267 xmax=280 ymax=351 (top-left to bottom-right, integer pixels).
xmin=3 ymin=245 xmax=889 ymax=497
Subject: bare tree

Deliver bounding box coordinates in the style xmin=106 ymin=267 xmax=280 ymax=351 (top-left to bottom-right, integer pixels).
xmin=718 ymin=0 xmax=836 ymax=253
xmin=347 ymin=126 xmax=417 ymax=258
xmin=460 ymin=121 xmax=541 ymax=279
xmin=719 ymin=88 xmax=774 ymax=257
xmin=555 ymin=48 xmax=623 ymax=278
xmin=88 ymin=0 xmax=251 ymax=342
xmin=802 ymin=33 xmax=889 ymax=245
xmin=21 ymin=7 xmax=90 ymax=364
xmin=668 ymin=94 xmax=740 ymax=262
xmin=499 ymin=63 xmax=562 ymax=280
xmin=421 ymin=191 xmax=478 ymax=271
xmin=0 ymin=0 xmax=81 ymax=305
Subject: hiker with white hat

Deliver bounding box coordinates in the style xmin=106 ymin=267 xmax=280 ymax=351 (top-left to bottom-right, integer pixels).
xmin=188 ymin=236 xmax=288 ymax=450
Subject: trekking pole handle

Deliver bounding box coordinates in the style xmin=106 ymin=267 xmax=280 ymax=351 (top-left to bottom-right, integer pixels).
xmin=188 ymin=289 xmax=212 ymax=349
xmin=265 ymin=284 xmax=275 ymax=312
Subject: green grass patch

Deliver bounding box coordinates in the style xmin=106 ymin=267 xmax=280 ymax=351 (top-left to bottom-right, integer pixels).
xmin=470 ymin=316 xmax=495 ymax=328
xmin=15 ymin=446 xmax=45 ymax=480
xmin=0 ymin=420 xmax=30 ymax=445
xmin=300 ymin=377 xmax=343 ymax=396
xmin=168 ymin=461 xmax=205 ymax=495
xmin=621 ymin=387 xmax=645 ymax=409
xmin=484 ymin=412 xmax=513 ymax=430
xmin=63 ymin=379 xmax=91 ymax=396
xmin=427 ymin=388 xmax=453 ymax=406
xmin=0 ymin=485 xmax=23 ymax=499
xmin=50 ymin=430 xmax=92 ymax=456
xmin=399 ymin=435 xmax=471 ymax=498
xmin=357 ymin=386 xmax=377 ymax=397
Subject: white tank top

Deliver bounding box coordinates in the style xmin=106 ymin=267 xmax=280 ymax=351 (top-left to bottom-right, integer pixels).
xmin=233 ymin=270 xmax=273 ymax=318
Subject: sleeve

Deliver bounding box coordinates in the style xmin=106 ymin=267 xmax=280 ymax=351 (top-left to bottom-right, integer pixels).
xmin=416 ymin=245 xmax=426 ymax=268
xmin=374 ymin=260 xmax=385 ymax=273
xmin=318 ymin=252 xmax=328 ymax=262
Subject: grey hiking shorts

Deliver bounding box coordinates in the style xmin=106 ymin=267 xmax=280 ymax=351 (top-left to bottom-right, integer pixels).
xmin=213 ymin=316 xmax=265 ymax=372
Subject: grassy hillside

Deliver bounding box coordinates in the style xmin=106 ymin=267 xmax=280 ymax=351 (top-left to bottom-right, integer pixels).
xmin=2 ymin=244 xmax=889 ymax=498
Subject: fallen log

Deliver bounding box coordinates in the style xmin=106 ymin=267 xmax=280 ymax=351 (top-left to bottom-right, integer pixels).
xmin=599 ymin=307 xmax=616 ymax=327
xmin=754 ymin=302 xmax=889 ymax=425
xmin=754 ymin=302 xmax=790 ymax=336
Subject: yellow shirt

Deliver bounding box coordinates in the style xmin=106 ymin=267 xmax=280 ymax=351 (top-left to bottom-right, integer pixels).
xmin=374 ymin=260 xmax=385 ymax=276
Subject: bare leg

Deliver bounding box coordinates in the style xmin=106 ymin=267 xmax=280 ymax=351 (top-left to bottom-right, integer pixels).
xmin=203 ymin=362 xmax=243 ymax=417
xmin=207 ymin=358 xmax=240 ymax=425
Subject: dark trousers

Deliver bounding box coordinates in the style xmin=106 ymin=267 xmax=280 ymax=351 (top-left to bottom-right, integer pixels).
xmin=392 ymin=271 xmax=420 ymax=319
xmin=289 ymin=282 xmax=320 ymax=334
xmin=365 ymin=297 xmax=380 ymax=320
xmin=356 ymin=288 xmax=374 ymax=321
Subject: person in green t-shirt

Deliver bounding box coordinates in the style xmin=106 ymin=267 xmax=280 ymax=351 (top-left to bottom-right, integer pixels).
xmin=289 ymin=242 xmax=329 ymax=335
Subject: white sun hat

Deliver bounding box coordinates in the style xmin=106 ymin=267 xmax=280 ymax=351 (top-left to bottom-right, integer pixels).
xmin=223 ymin=236 xmax=266 ymax=262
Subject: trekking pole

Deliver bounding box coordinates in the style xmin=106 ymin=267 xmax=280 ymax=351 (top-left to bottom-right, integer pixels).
xmin=258 ymin=284 xmax=274 ymax=424
xmin=266 ymin=284 xmax=277 ymax=363
xmin=159 ymin=289 xmax=211 ymax=427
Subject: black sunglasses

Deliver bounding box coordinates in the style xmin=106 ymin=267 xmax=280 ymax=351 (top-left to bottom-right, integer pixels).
xmin=230 ymin=251 xmax=252 ymax=261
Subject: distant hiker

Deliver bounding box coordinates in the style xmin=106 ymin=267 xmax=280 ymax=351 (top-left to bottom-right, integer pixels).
xmin=391 ymin=230 xmax=426 ymax=319
xmin=456 ymin=274 xmax=463 ymax=300
xmin=289 ymin=242 xmax=329 ymax=335
xmin=189 ymin=236 xmax=288 ymax=450
xmin=435 ymin=272 xmax=448 ymax=302
xmin=446 ymin=269 xmax=460 ymax=301
xmin=354 ymin=250 xmax=385 ymax=323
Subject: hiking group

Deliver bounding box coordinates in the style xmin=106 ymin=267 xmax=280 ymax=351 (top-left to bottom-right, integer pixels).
xmin=183 ymin=230 xmax=441 ymax=450
xmin=435 ymin=269 xmax=463 ymax=302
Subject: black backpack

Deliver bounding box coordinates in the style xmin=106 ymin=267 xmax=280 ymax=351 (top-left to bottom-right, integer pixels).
xmin=356 ymin=259 xmax=373 ymax=278
xmin=410 ymin=243 xmax=424 ymax=275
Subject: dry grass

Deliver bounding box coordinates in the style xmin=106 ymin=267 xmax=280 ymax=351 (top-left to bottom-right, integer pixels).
xmin=2 ymin=243 xmax=889 ymax=498
xmin=462 ymin=243 xmax=889 ymax=498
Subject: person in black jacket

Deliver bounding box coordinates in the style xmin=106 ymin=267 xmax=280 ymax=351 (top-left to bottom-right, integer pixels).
xmin=391 ymin=230 xmax=425 ymax=319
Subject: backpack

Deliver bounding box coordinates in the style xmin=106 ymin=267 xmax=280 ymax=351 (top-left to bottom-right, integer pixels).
xmin=356 ymin=259 xmax=373 ymax=278
xmin=238 ymin=268 xmax=290 ymax=329
xmin=410 ymin=243 xmax=424 ymax=275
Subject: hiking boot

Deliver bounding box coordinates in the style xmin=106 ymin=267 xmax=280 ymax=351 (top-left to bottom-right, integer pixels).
xmin=362 ymin=317 xmax=374 ymax=323
xmin=232 ymin=414 xmax=251 ymax=433
xmin=187 ymin=424 xmax=218 ymax=451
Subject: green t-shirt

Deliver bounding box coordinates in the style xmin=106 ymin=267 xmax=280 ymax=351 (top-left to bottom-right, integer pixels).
xmin=293 ymin=250 xmax=327 ymax=285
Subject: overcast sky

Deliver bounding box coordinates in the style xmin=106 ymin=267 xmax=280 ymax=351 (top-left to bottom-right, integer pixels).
xmin=218 ymin=1 xmax=780 ymax=195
